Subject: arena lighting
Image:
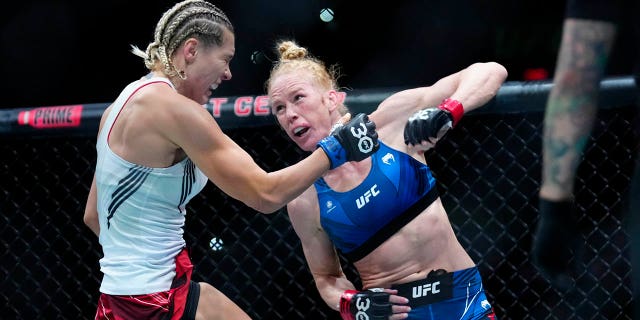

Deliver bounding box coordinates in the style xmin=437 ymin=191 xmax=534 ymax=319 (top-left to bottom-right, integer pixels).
xmin=250 ymin=50 xmax=266 ymax=65
xmin=523 ymin=68 xmax=550 ymax=81
xmin=209 ymin=237 xmax=224 ymax=251
xmin=319 ymin=7 xmax=334 ymax=22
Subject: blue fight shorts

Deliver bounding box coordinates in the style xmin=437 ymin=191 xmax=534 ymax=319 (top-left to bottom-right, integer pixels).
xmin=391 ymin=266 xmax=497 ymax=320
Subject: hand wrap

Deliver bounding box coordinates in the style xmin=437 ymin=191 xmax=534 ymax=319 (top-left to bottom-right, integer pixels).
xmin=317 ymin=113 xmax=379 ymax=169
xmin=339 ymin=289 xmax=392 ymax=320
xmin=404 ymin=98 xmax=463 ymax=146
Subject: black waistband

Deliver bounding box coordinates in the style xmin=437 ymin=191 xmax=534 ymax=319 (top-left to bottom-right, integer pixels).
xmin=391 ymin=269 xmax=454 ymax=308
xmin=343 ymin=187 xmax=439 ymax=262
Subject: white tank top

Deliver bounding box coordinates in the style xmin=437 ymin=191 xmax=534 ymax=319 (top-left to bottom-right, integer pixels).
xmin=95 ymin=77 xmax=208 ymax=294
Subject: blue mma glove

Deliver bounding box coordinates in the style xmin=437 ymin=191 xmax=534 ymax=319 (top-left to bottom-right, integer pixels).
xmin=317 ymin=113 xmax=379 ymax=169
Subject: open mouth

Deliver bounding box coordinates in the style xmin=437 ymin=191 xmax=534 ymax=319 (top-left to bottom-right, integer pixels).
xmin=293 ymin=127 xmax=309 ymax=137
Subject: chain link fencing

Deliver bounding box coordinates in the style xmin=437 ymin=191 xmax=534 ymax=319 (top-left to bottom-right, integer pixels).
xmin=1 ymin=96 xmax=637 ymax=319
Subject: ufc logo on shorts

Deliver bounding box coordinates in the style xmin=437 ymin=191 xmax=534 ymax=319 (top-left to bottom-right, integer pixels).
xmin=412 ymin=281 xmax=440 ymax=298
xmin=351 ymin=123 xmax=374 ymax=153
xmin=355 ymin=297 xmax=372 ymax=320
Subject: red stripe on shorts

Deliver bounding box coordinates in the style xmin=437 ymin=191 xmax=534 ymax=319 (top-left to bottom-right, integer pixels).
xmin=94 ymin=248 xmax=194 ymax=320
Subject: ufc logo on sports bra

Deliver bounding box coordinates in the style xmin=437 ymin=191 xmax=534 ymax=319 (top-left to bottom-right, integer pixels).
xmin=356 ymin=184 xmax=379 ymax=209
xmin=412 ymin=281 xmax=440 ymax=298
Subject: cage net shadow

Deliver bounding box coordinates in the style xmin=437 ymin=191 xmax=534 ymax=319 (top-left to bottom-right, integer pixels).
xmin=1 ymin=107 xmax=637 ymax=319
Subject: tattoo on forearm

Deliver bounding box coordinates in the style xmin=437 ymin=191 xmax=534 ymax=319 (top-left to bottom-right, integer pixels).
xmin=541 ymin=19 xmax=617 ymax=193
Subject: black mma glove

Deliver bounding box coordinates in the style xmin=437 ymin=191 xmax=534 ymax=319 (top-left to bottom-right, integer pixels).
xmin=317 ymin=113 xmax=379 ymax=169
xmin=531 ymin=199 xmax=584 ymax=291
xmin=340 ymin=289 xmax=392 ymax=320
xmin=404 ymin=98 xmax=464 ymax=146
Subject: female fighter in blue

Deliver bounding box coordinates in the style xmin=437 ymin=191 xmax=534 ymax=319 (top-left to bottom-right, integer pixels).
xmin=266 ymin=40 xmax=507 ymax=319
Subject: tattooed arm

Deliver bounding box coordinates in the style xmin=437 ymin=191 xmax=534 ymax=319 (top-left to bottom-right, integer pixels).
xmin=533 ymin=17 xmax=618 ymax=290
xmin=540 ymin=18 xmax=617 ymax=200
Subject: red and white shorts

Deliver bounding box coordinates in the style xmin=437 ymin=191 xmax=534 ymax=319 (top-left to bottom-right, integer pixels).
xmin=94 ymin=248 xmax=195 ymax=320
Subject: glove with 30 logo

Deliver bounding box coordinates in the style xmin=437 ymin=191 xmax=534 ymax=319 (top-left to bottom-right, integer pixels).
xmin=317 ymin=113 xmax=379 ymax=169
xmin=404 ymin=98 xmax=464 ymax=147
xmin=340 ymin=289 xmax=392 ymax=320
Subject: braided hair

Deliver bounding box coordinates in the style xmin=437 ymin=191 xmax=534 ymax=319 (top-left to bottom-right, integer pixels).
xmin=131 ymin=0 xmax=233 ymax=78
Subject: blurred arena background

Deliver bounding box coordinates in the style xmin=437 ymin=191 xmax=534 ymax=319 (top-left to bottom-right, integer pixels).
xmin=1 ymin=0 xmax=636 ymax=106
xmin=1 ymin=0 xmax=638 ymax=319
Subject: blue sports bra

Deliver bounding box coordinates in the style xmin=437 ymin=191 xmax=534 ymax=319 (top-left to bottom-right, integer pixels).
xmin=315 ymin=141 xmax=439 ymax=261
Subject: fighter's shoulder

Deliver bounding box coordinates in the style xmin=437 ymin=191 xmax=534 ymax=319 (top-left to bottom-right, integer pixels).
xmin=136 ymin=87 xmax=208 ymax=124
